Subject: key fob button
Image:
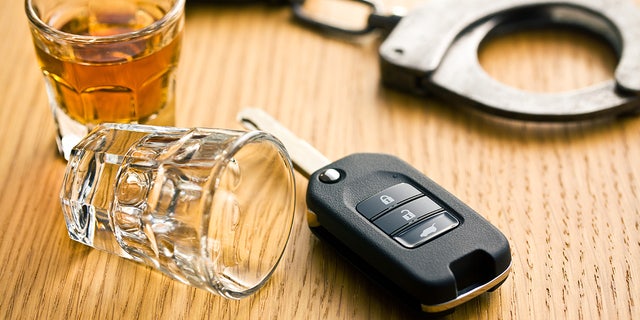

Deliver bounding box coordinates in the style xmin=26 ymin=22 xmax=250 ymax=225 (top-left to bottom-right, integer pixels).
xmin=318 ymin=168 xmax=342 ymax=183
xmin=372 ymin=196 xmax=442 ymax=234
xmin=394 ymin=211 xmax=460 ymax=248
xmin=356 ymin=183 xmax=422 ymax=219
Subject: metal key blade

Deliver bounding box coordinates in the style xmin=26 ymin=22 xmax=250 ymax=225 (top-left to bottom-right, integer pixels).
xmin=237 ymin=108 xmax=331 ymax=178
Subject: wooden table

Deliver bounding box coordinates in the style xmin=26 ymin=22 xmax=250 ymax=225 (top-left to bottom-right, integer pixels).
xmin=2 ymin=0 xmax=638 ymax=318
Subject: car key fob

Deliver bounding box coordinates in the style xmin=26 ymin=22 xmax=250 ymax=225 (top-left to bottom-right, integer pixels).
xmin=307 ymin=153 xmax=511 ymax=313
xmin=239 ymin=109 xmax=511 ymax=314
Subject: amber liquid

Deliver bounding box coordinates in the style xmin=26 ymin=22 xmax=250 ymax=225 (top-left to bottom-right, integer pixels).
xmin=33 ymin=4 xmax=182 ymax=125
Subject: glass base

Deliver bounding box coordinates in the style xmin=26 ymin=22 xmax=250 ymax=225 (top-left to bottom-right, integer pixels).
xmin=51 ymin=102 xmax=175 ymax=160
xmin=52 ymin=105 xmax=89 ymax=160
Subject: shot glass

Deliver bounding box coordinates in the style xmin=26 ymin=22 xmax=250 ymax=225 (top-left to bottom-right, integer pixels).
xmin=26 ymin=0 xmax=185 ymax=160
xmin=60 ymin=123 xmax=296 ymax=298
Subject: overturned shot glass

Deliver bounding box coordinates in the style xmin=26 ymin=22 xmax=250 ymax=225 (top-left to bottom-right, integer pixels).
xmin=60 ymin=123 xmax=296 ymax=298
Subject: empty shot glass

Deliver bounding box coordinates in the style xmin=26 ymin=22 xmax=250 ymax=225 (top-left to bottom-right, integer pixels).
xmin=60 ymin=123 xmax=296 ymax=298
xmin=26 ymin=0 xmax=185 ymax=159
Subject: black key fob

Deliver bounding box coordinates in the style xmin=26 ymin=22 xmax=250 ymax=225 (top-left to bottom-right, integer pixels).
xmin=306 ymin=153 xmax=512 ymax=314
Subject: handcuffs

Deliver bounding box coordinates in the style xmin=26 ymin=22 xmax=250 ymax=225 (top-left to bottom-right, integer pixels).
xmin=378 ymin=0 xmax=640 ymax=121
xmin=209 ymin=0 xmax=640 ymax=121
xmin=292 ymin=0 xmax=640 ymax=121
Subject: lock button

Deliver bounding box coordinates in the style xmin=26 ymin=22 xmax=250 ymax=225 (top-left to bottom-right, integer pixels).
xmin=356 ymin=183 xmax=422 ymax=219
xmin=372 ymin=196 xmax=442 ymax=234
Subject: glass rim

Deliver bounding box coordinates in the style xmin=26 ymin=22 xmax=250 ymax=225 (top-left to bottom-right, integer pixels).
xmin=202 ymin=130 xmax=295 ymax=298
xmin=25 ymin=0 xmax=185 ymax=44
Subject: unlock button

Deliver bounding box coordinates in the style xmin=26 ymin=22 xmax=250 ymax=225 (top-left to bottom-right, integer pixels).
xmin=373 ymin=196 xmax=442 ymax=234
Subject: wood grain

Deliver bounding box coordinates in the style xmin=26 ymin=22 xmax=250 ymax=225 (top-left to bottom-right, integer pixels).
xmin=1 ymin=0 xmax=639 ymax=319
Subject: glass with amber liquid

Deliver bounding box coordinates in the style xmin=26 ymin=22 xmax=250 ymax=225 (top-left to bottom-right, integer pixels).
xmin=26 ymin=0 xmax=185 ymax=159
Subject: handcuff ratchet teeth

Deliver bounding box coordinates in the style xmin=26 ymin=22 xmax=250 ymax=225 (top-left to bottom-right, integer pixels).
xmin=379 ymin=0 xmax=640 ymax=121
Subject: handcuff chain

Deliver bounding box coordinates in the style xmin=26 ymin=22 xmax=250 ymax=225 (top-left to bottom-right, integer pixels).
xmin=290 ymin=0 xmax=403 ymax=36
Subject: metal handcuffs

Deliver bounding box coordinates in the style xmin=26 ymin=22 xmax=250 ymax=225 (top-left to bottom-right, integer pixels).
xmin=378 ymin=0 xmax=640 ymax=121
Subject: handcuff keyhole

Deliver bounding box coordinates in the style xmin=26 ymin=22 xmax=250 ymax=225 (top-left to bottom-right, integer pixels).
xmin=478 ymin=28 xmax=617 ymax=93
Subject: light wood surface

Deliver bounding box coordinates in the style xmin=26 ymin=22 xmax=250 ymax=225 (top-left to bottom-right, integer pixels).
xmin=2 ymin=0 xmax=639 ymax=319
